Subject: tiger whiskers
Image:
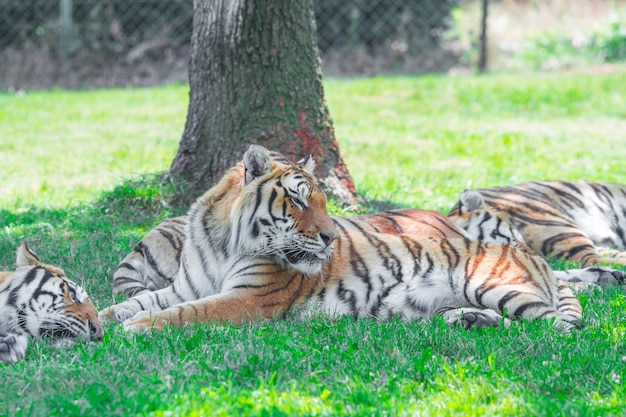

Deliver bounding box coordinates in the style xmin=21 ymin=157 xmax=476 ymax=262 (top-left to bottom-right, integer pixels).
xmin=1 ymin=316 xmax=24 ymax=334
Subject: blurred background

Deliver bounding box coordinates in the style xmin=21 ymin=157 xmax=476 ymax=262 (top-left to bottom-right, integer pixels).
xmin=1 ymin=0 xmax=625 ymax=90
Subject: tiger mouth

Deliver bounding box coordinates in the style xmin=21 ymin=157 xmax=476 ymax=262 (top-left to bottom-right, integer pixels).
xmin=41 ymin=327 xmax=81 ymax=340
xmin=283 ymin=249 xmax=328 ymax=264
xmin=41 ymin=320 xmax=102 ymax=341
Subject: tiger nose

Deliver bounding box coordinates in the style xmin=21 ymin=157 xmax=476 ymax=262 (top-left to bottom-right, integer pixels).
xmin=320 ymin=230 xmax=338 ymax=246
xmin=89 ymin=321 xmax=103 ymax=339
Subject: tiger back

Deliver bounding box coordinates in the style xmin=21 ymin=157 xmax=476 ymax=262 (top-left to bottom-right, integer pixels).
xmin=100 ymin=145 xmax=581 ymax=333
xmin=448 ymin=181 xmax=626 ymax=267
xmin=448 ymin=189 xmax=626 ymax=286
xmin=0 ymin=243 xmax=102 ymax=363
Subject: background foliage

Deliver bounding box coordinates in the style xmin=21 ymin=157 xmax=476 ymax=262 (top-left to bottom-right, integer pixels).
xmin=3 ymin=0 xmax=625 ymax=90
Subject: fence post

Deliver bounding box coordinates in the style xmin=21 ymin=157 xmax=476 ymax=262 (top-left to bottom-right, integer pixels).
xmin=478 ymin=0 xmax=488 ymax=73
xmin=59 ymin=0 xmax=73 ymax=65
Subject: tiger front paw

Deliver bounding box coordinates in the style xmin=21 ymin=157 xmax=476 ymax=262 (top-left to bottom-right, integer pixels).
xmin=582 ymin=267 xmax=626 ymax=286
xmin=98 ymin=303 xmax=142 ymax=323
xmin=457 ymin=311 xmax=511 ymax=330
xmin=439 ymin=307 xmax=511 ymax=330
xmin=600 ymin=269 xmax=626 ymax=285
xmin=122 ymin=311 xmax=169 ymax=333
xmin=0 ymin=333 xmax=28 ymax=363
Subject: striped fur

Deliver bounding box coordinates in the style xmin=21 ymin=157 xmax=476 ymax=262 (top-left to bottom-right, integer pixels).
xmin=449 ymin=189 xmax=626 ymax=285
xmin=0 ymin=243 xmax=102 ymax=363
xmin=99 ymin=145 xmax=581 ymax=332
xmin=113 ymin=216 xmax=186 ymax=297
xmin=448 ymin=181 xmax=626 ymax=267
xmin=110 ymin=209 xmax=468 ymax=298
xmin=110 ymin=195 xmax=623 ymax=297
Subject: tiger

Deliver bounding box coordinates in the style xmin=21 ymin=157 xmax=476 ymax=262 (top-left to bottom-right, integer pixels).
xmin=448 ymin=181 xmax=626 ymax=267
xmin=113 ymin=205 xmax=624 ymax=298
xmin=112 ymin=188 xmax=624 ymax=297
xmin=449 ymin=189 xmax=626 ymax=286
xmin=111 ymin=210 xmax=468 ymax=298
xmin=99 ymin=145 xmax=582 ymax=333
xmin=0 ymin=242 xmax=102 ymax=363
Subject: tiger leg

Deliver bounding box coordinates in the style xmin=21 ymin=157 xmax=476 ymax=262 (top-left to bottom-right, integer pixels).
xmin=472 ymin=283 xmax=582 ymax=331
xmin=113 ymin=241 xmax=180 ymax=298
xmin=595 ymin=247 xmax=626 ymax=265
xmin=122 ymin=289 xmax=289 ymax=333
xmin=98 ymin=284 xmax=187 ymax=323
xmin=112 ymin=217 xmax=186 ymax=297
xmin=112 ymin=248 xmax=156 ymax=298
xmin=439 ymin=296 xmax=581 ymax=332
xmin=533 ymin=227 xmax=606 ymax=267
xmin=553 ymin=267 xmax=626 ymax=286
xmin=554 ymin=283 xmax=583 ymax=329
xmin=437 ymin=307 xmax=511 ymax=330
xmin=501 ymin=285 xmax=581 ymax=332
xmin=0 ymin=333 xmax=28 ymax=363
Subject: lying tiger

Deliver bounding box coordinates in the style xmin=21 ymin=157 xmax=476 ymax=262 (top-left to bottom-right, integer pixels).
xmin=0 ymin=243 xmax=102 ymax=363
xmin=112 ymin=201 xmax=625 ymax=299
xmin=100 ymin=145 xmax=582 ymax=332
xmin=448 ymin=190 xmax=626 ymax=286
xmin=448 ymin=181 xmax=626 ymax=267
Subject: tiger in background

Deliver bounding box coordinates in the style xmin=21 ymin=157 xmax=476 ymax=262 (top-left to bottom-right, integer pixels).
xmin=448 ymin=189 xmax=626 ymax=286
xmin=448 ymin=181 xmax=626 ymax=268
xmin=99 ymin=145 xmax=582 ymax=333
xmin=0 ymin=243 xmax=102 ymax=363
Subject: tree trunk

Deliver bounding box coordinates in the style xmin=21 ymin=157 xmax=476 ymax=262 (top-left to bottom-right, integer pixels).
xmin=478 ymin=0 xmax=489 ymax=73
xmin=168 ymin=0 xmax=357 ymax=206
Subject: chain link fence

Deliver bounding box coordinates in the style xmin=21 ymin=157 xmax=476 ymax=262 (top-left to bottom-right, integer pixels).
xmin=0 ymin=0 xmax=461 ymax=90
xmin=315 ymin=0 xmax=459 ymax=76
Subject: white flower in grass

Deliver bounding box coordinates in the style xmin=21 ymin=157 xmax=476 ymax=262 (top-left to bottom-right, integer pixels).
xmin=611 ymin=371 xmax=621 ymax=385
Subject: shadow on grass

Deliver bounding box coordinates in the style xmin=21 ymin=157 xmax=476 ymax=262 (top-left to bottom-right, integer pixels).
xmin=0 ymin=176 xmax=409 ymax=267
xmin=0 ymin=174 xmax=192 ymax=305
xmin=2 ymin=174 xmax=191 ymax=229
xmin=357 ymin=189 xmax=421 ymax=213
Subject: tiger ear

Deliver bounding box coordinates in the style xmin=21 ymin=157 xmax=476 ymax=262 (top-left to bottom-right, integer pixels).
xmin=16 ymin=242 xmax=40 ymax=268
xmin=458 ymin=190 xmax=485 ymax=213
xmin=243 ymin=145 xmax=272 ymax=184
xmin=297 ymin=154 xmax=316 ymax=175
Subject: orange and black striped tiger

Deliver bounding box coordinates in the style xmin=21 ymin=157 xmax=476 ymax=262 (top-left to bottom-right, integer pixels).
xmin=111 ymin=211 xmax=467 ymax=297
xmin=448 ymin=181 xmax=626 ymax=267
xmin=0 ymin=243 xmax=102 ymax=363
xmin=99 ymin=145 xmax=581 ymax=332
xmin=111 ymin=203 xmax=624 ymax=298
xmin=448 ymin=189 xmax=625 ymax=285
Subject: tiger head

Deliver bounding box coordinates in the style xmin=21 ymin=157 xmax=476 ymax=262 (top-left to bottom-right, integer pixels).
xmin=217 ymin=145 xmax=338 ymax=276
xmin=448 ymin=190 xmax=528 ymax=250
xmin=1 ymin=243 xmax=103 ymax=343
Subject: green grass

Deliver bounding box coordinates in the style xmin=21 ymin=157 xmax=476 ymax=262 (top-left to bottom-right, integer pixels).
xmin=0 ymin=85 xmax=188 ymax=208
xmin=1 ymin=70 xmax=626 ymax=416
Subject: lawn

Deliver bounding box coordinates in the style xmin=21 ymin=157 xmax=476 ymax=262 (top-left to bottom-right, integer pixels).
xmin=1 ymin=69 xmax=625 ymax=416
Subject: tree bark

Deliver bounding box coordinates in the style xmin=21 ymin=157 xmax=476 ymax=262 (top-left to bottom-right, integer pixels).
xmin=168 ymin=0 xmax=357 ymax=206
